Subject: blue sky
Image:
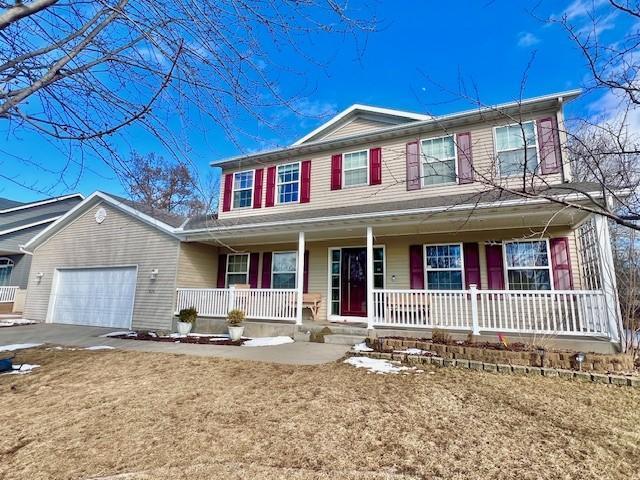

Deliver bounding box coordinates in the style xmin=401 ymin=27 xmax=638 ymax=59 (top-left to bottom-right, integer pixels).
xmin=1 ymin=0 xmax=628 ymax=202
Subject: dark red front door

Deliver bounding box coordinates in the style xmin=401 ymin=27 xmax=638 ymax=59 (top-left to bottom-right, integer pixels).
xmin=340 ymin=248 xmax=367 ymax=317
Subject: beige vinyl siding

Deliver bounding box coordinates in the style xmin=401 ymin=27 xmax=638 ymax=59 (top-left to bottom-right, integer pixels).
xmin=219 ymin=108 xmax=564 ymax=220
xmin=321 ymin=118 xmax=397 ymax=141
xmin=177 ymin=242 xmax=219 ymax=288
xmin=23 ymin=202 xmax=180 ymax=330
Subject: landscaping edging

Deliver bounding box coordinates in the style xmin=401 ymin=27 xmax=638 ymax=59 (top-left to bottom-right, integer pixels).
xmin=348 ymin=350 xmax=640 ymax=388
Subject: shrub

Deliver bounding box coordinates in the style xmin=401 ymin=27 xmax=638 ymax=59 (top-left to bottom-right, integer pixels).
xmin=227 ymin=309 xmax=245 ymax=326
xmin=431 ymin=328 xmax=451 ymax=344
xmin=178 ymin=307 xmax=198 ymax=324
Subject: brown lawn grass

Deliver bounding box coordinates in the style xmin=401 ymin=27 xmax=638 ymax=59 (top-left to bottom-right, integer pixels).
xmin=0 ymin=347 xmax=639 ymax=480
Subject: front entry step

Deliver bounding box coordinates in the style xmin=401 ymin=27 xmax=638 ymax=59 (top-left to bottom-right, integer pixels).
xmin=323 ymin=334 xmax=367 ymax=346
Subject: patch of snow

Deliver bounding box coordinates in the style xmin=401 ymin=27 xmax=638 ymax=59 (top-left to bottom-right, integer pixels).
xmin=0 ymin=318 xmax=36 ymax=327
xmin=344 ymin=356 xmax=419 ymax=375
xmin=2 ymin=363 xmax=40 ymax=375
xmin=168 ymin=333 xmax=185 ymax=339
xmin=0 ymin=343 xmax=43 ymax=352
xmin=84 ymin=346 xmax=115 ymax=351
xmin=241 ymin=336 xmax=294 ymax=347
xmin=394 ymin=348 xmax=433 ymax=356
xmin=353 ymin=342 xmax=373 ymax=352
xmin=100 ymin=331 xmax=136 ymax=338
xmin=188 ymin=333 xmax=226 ymax=338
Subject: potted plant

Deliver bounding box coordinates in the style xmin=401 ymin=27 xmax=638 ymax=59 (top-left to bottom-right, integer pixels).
xmin=177 ymin=307 xmax=197 ymax=335
xmin=227 ymin=309 xmax=245 ymax=341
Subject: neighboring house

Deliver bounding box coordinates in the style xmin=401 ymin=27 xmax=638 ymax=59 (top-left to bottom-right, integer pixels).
xmin=0 ymin=194 xmax=83 ymax=313
xmin=21 ymin=90 xmax=625 ymax=352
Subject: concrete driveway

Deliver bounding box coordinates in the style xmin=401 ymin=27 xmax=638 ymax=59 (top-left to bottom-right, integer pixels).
xmin=0 ymin=323 xmax=350 ymax=365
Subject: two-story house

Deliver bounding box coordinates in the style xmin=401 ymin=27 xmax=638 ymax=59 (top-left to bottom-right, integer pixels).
xmin=21 ymin=90 xmax=624 ymax=352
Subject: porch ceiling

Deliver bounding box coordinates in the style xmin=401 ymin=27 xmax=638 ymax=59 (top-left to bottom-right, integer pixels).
xmin=184 ymin=202 xmax=590 ymax=246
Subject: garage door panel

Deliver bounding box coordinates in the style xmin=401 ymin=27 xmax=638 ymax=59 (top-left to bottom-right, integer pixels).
xmin=50 ymin=267 xmax=137 ymax=329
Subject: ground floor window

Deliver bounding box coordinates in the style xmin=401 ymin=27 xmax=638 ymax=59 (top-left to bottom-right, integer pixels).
xmin=272 ymin=251 xmax=297 ymax=289
xmin=424 ymin=244 xmax=463 ymax=289
xmin=505 ymin=240 xmax=552 ymax=290
xmin=0 ymin=258 xmax=13 ymax=286
xmin=226 ymin=254 xmax=249 ymax=286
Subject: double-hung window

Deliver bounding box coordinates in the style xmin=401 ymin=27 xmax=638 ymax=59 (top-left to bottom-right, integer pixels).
xmin=505 ymin=240 xmax=552 ymax=290
xmin=272 ymin=252 xmax=297 ymax=289
xmin=233 ymin=170 xmax=254 ymax=209
xmin=421 ymin=135 xmax=457 ymax=186
xmin=0 ymin=258 xmax=14 ymax=286
xmin=424 ymin=244 xmax=464 ymax=289
xmin=343 ymin=150 xmax=368 ymax=187
xmin=277 ymin=163 xmax=300 ymax=204
xmin=226 ymin=254 xmax=249 ymax=286
xmin=495 ymin=121 xmax=538 ymax=176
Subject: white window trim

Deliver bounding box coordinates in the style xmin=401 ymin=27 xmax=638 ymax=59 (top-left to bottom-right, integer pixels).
xmin=493 ymin=120 xmax=540 ymax=178
xmin=231 ymin=170 xmax=255 ymax=210
xmin=326 ymin=245 xmax=386 ymax=323
xmin=271 ymin=250 xmax=298 ymax=289
xmin=423 ymin=243 xmax=465 ymax=290
xmin=420 ymin=134 xmax=458 ymax=187
xmin=342 ymin=149 xmax=370 ymax=188
xmin=276 ymin=161 xmax=301 ymax=205
xmin=0 ymin=257 xmax=14 ymax=286
xmin=503 ymin=239 xmax=554 ymax=291
xmin=226 ymin=253 xmax=250 ymax=287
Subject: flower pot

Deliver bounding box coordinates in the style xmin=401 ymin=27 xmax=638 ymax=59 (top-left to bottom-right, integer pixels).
xmin=177 ymin=321 xmax=193 ymax=335
xmin=228 ymin=325 xmax=244 ymax=341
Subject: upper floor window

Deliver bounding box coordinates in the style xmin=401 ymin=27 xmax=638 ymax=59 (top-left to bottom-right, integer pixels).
xmin=343 ymin=150 xmax=368 ymax=187
xmin=233 ymin=170 xmax=254 ymax=209
xmin=505 ymin=240 xmax=551 ymax=290
xmin=421 ymin=135 xmax=457 ymax=186
xmin=0 ymin=258 xmax=14 ymax=286
xmin=226 ymin=254 xmax=249 ymax=286
xmin=277 ymin=163 xmax=300 ymax=204
xmin=272 ymin=251 xmax=297 ymax=288
xmin=424 ymin=244 xmax=463 ymax=290
xmin=495 ymin=121 xmax=538 ymax=176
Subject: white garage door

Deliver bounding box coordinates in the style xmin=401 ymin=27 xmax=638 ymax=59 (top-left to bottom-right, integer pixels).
xmin=50 ymin=267 xmax=137 ymax=328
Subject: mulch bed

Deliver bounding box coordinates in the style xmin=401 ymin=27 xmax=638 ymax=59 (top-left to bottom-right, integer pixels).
xmin=109 ymin=331 xmax=243 ymax=346
xmin=378 ymin=335 xmax=530 ymax=352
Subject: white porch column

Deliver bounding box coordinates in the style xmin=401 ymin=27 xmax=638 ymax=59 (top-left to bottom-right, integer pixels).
xmin=296 ymin=231 xmax=305 ymax=325
xmin=593 ymin=214 xmax=623 ymax=344
xmin=366 ymin=226 xmax=374 ymax=330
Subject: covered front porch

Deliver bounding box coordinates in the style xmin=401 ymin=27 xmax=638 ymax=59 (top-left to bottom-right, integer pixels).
xmin=176 ymin=198 xmax=622 ymax=348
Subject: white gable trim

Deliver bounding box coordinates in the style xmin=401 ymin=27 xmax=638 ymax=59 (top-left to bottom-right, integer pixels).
xmin=0 ymin=193 xmax=83 ymax=214
xmin=292 ymin=104 xmax=431 ymax=146
xmin=0 ymin=217 xmax=61 ymax=237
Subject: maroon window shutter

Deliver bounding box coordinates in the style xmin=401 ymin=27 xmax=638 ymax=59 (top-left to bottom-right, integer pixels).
xmin=248 ymin=253 xmax=260 ymax=288
xmin=265 ymin=166 xmax=276 ymax=207
xmin=456 ymin=132 xmax=474 ymax=184
xmin=217 ymin=254 xmax=227 ymax=288
xmin=485 ymin=244 xmax=505 ymax=290
xmin=301 ymin=160 xmax=311 ymax=203
xmin=463 ymin=243 xmax=481 ymax=289
xmin=537 ymin=117 xmax=561 ymax=174
xmin=261 ymin=252 xmax=272 ymax=288
xmin=330 ymin=154 xmax=342 ymax=190
xmin=369 ymin=147 xmax=382 ymax=185
xmin=303 ymin=250 xmax=309 ymax=293
xmin=409 ymin=245 xmax=424 ymax=289
xmin=406 ymin=141 xmax=421 ymax=191
xmin=253 ymin=168 xmax=263 ymax=209
xmin=222 ymin=174 xmax=233 ymax=212
xmin=550 ymin=237 xmax=574 ymax=290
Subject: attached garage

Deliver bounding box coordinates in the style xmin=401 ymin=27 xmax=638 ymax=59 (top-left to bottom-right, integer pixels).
xmin=49 ymin=266 xmax=137 ymax=328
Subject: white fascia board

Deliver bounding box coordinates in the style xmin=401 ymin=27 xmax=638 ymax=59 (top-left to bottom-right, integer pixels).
xmin=0 ymin=193 xmax=84 ymax=214
xmin=0 ymin=217 xmax=61 ymax=236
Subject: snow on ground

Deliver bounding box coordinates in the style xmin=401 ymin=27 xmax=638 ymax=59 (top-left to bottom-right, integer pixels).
xmin=394 ymin=348 xmax=433 ymax=356
xmin=2 ymin=364 xmax=40 ymax=375
xmin=83 ymin=346 xmax=115 ymax=351
xmin=0 ymin=343 xmax=43 ymax=352
xmin=0 ymin=318 xmax=36 ymax=327
xmin=100 ymin=331 xmax=136 ymax=338
xmin=353 ymin=342 xmax=373 ymax=352
xmin=242 ymin=336 xmax=294 ymax=347
xmin=344 ymin=356 xmax=421 ymax=375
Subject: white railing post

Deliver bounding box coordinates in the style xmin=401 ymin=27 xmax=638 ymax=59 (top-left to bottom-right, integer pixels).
xmin=296 ymin=231 xmax=305 ymax=325
xmin=228 ymin=285 xmax=236 ymax=313
xmin=469 ymin=284 xmax=479 ymax=336
xmin=366 ymin=226 xmax=374 ymax=330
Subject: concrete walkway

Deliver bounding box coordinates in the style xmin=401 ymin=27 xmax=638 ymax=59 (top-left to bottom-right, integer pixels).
xmin=0 ymin=324 xmax=350 ymax=365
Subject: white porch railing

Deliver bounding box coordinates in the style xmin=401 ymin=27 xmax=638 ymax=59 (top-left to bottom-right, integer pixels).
xmin=0 ymin=286 xmax=18 ymax=303
xmin=372 ymin=287 xmax=611 ymax=337
xmin=175 ymin=287 xmax=298 ymax=322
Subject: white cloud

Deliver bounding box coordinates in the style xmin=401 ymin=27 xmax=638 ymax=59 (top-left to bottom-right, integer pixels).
xmin=588 ymin=89 xmax=640 ymax=141
xmin=558 ymin=0 xmax=608 ymax=21
xmin=517 ymin=31 xmax=541 ymax=47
